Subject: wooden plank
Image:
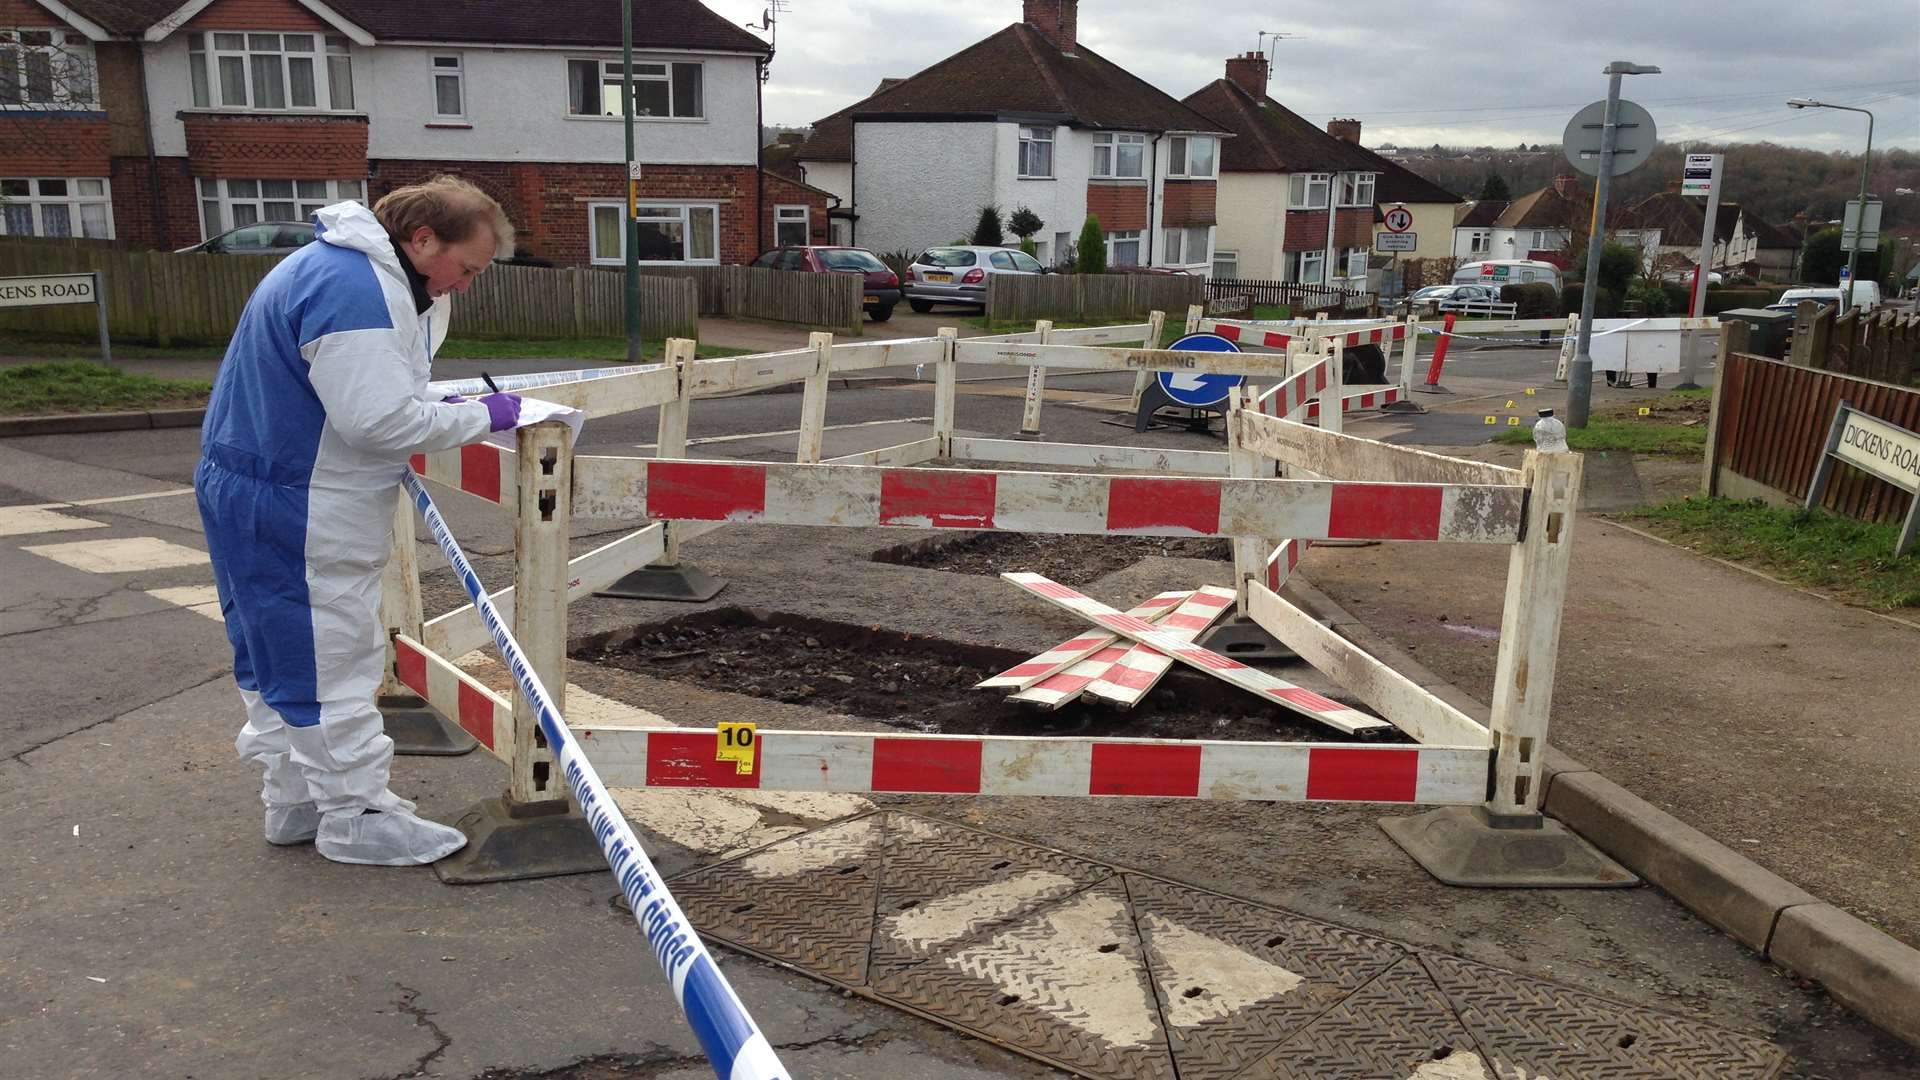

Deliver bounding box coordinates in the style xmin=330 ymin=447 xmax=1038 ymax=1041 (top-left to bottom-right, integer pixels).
xmin=1246 ymin=582 xmax=1489 ymax=748
xmin=827 ymin=337 xmax=946 ymax=372
xmin=954 ymin=340 xmax=1294 ymax=377
xmin=424 ymin=522 xmax=667 ymax=660
xmin=1235 ymin=409 xmax=1521 ymax=486
xmin=685 ymin=348 xmax=816 ymax=396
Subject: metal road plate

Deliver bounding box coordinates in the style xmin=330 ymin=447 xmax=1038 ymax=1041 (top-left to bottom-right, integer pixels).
xmin=1423 ymin=952 xmax=1789 ymax=1078
xmin=668 ymin=812 xmax=1788 ymax=1080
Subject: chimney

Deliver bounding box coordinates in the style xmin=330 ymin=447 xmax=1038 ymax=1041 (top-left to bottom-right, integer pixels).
xmin=1023 ymin=0 xmax=1078 ymax=53
xmin=1326 ymin=118 xmax=1362 ymax=144
xmin=1552 ymin=174 xmax=1578 ymax=197
xmin=1225 ymin=51 xmax=1268 ymax=98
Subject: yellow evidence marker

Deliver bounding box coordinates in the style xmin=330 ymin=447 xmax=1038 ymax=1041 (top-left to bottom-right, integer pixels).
xmin=1638 ymin=407 xmax=1652 ymax=416
xmin=1484 ymin=416 xmax=1497 ymax=425
xmin=1506 ymin=400 xmax=1517 ymax=408
xmin=1507 ymin=416 xmax=1521 ymax=426
xmin=716 ymin=721 xmax=758 ymax=775
xmin=1525 ymin=388 xmax=1537 ymax=396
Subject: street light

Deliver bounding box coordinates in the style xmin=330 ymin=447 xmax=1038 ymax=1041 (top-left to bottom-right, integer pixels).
xmin=1788 ymin=98 xmax=1875 ymax=313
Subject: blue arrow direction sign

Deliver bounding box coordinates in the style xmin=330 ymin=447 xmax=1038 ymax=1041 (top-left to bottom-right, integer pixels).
xmin=1157 ymin=333 xmax=1244 ymax=407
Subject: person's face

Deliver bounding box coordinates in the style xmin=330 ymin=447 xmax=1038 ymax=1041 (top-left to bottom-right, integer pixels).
xmin=404 ymin=225 xmax=496 ymax=297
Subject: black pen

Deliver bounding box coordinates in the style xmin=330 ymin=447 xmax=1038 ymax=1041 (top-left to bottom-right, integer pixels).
xmin=481 ymin=372 xmax=501 ymax=394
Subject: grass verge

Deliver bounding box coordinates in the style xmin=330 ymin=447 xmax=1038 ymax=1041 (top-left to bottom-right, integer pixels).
xmin=1493 ymin=387 xmax=1711 ymax=457
xmin=1619 ymin=496 xmax=1920 ymax=610
xmin=0 ymin=361 xmax=211 ymax=416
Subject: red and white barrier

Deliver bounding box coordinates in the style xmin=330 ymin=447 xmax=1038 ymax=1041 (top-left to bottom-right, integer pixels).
xmin=977 ymin=590 xmax=1190 ymax=691
xmin=1200 ymin=319 xmax=1408 ymax=352
xmin=1005 ymin=587 xmax=1233 ymax=708
xmin=392 ymin=633 xmax=512 ymax=757
xmin=409 ymin=441 xmax=518 ymax=511
xmin=571 ymin=459 xmax=1527 ymax=545
xmin=573 ymin=725 xmax=1486 ymax=804
xmin=1072 ymin=587 xmax=1237 ymax=709
xmin=1265 ymin=537 xmax=1308 ymax=593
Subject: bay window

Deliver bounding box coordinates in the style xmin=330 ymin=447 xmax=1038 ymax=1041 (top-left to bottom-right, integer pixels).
xmin=568 ymin=59 xmax=702 ymax=118
xmin=0 ymin=178 xmax=112 ymax=238
xmin=1288 ymin=173 xmax=1330 ymax=209
xmin=589 ymin=202 xmax=719 ymax=264
xmin=197 ymin=177 xmax=363 ymax=237
xmin=188 ymin=32 xmax=353 ymax=111
xmin=0 ymin=28 xmax=94 ymax=106
xmin=1337 ymin=173 xmax=1377 ymax=206
xmin=1288 ymin=249 xmax=1325 ymax=285
xmin=1018 ymin=126 xmax=1054 ymax=178
xmin=1167 ymin=135 xmax=1216 ymax=178
xmin=1338 ymin=246 xmax=1368 ymax=280
xmin=1164 ymin=226 xmax=1210 ymax=266
xmin=1092 ymin=132 xmax=1145 ymax=179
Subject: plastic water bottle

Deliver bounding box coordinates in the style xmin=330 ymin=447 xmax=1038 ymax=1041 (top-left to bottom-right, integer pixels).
xmin=1532 ymin=408 xmax=1569 ymax=453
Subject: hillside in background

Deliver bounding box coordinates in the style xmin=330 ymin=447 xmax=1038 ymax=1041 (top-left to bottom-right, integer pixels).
xmin=1392 ymin=142 xmax=1920 ymax=230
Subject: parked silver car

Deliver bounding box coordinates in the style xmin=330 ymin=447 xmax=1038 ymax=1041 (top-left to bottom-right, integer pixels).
xmin=904 ymin=246 xmax=1046 ymax=312
xmin=1404 ymin=283 xmax=1497 ymax=315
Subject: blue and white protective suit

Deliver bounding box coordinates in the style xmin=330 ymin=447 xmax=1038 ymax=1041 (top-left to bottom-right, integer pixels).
xmin=196 ymin=202 xmax=494 ymax=846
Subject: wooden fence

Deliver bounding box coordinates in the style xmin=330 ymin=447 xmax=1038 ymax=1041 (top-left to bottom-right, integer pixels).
xmin=1705 ymin=344 xmax=1919 ymax=525
xmin=986 ymin=272 xmax=1205 ymax=323
xmin=639 ymin=265 xmax=862 ymax=334
xmin=1787 ymin=301 xmax=1920 ymax=385
xmin=0 ymin=238 xmax=697 ymax=344
xmin=1204 ymin=276 xmax=1371 ymax=316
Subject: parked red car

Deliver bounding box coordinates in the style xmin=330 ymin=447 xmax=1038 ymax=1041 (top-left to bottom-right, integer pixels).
xmin=748 ymin=245 xmax=902 ymax=321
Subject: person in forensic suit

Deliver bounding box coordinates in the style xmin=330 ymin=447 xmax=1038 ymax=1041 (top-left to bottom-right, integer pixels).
xmin=196 ymin=175 xmax=531 ymax=866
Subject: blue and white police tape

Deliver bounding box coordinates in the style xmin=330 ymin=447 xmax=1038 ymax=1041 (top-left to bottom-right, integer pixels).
xmin=427 ymin=363 xmax=665 ymax=400
xmin=400 ymin=470 xmax=790 ymax=1080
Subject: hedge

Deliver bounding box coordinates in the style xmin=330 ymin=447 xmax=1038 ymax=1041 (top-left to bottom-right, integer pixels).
xmin=1500 ymin=282 xmax=1559 ymax=318
xmin=1562 ymin=283 xmax=1617 ymax=318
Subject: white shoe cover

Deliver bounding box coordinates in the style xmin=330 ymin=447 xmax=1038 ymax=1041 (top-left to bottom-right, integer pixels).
xmin=265 ymin=803 xmax=322 ymax=845
xmin=316 ymin=809 xmax=467 ymax=866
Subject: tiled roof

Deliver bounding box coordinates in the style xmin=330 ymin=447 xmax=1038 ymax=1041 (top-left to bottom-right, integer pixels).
xmin=1746 ymin=215 xmax=1803 ymax=250
xmin=797 ymin=23 xmax=1227 ymax=163
xmin=1181 ymin=79 xmax=1380 ymax=174
xmin=1364 ymin=155 xmax=1460 ymax=205
xmin=59 ymin=0 xmax=771 ymax=52
xmin=1613 ymin=191 xmax=1741 ymax=243
xmin=1455 ymin=200 xmax=1508 ymax=228
xmin=1493 ymin=184 xmax=1584 ymax=230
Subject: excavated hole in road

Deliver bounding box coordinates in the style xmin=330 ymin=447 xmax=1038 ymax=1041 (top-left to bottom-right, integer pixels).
xmin=574 ymin=607 xmax=1406 ymax=744
xmin=871 ymin=532 xmax=1233 ymax=587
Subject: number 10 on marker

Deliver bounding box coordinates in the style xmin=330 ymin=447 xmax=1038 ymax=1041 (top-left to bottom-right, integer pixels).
xmin=716 ymin=721 xmax=757 ymax=774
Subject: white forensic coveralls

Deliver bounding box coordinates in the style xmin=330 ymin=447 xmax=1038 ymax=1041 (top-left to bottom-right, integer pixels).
xmin=196 ymin=202 xmax=492 ymax=865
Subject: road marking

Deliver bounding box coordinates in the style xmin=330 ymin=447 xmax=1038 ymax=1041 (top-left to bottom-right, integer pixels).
xmin=144 ymin=585 xmax=223 ymax=621
xmin=1407 ymin=1051 xmax=1496 ymax=1079
xmin=945 ymin=889 xmax=1160 ymax=1048
xmin=16 ymin=488 xmax=195 ymax=512
xmin=737 ymin=816 xmax=880 ymax=878
xmin=0 ymin=507 xmax=107 ymax=537
xmin=1141 ymin=912 xmax=1304 ymax=1028
xmin=24 ymin=536 xmax=209 ymax=572
xmin=635 ymin=416 xmax=933 ymax=451
xmin=883 ymin=871 xmax=1079 ymax=952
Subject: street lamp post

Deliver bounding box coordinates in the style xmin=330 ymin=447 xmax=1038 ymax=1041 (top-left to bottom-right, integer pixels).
xmin=1568 ymin=60 xmax=1659 ymax=429
xmin=1787 ymin=99 xmax=1874 ymax=315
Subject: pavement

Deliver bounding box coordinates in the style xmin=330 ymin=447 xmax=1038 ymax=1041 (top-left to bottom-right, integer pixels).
xmin=2 ymin=325 xmax=1919 ymax=1078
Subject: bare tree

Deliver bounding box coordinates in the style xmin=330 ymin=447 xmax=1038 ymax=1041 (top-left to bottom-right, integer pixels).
xmin=0 ymin=28 xmax=99 ymax=155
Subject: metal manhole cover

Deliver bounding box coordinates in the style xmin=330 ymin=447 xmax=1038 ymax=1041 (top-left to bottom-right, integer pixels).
xmin=1126 ymin=875 xmax=1407 ymax=1079
xmin=1236 ymin=955 xmax=1482 ymax=1079
xmin=1422 ymin=952 xmax=1789 ymax=1078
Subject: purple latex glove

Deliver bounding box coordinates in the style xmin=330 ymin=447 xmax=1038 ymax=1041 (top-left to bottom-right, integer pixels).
xmin=441 ymin=393 xmax=467 ymax=404
xmin=481 ymin=392 xmax=522 ymax=432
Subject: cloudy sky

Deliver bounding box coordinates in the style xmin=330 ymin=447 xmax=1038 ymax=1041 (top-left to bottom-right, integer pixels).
xmin=706 ymin=0 xmax=1919 ymax=153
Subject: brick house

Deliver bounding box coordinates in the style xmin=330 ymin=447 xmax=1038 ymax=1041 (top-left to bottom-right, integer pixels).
xmin=1182 ymin=53 xmax=1399 ymax=287
xmin=0 ymin=0 xmax=830 ymax=266
xmin=793 ymin=0 xmax=1228 ymax=272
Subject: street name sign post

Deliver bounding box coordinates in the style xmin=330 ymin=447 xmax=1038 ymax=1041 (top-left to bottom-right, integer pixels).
xmin=1806 ymin=401 xmax=1920 ymax=557
xmin=0 ymin=271 xmax=111 ymax=365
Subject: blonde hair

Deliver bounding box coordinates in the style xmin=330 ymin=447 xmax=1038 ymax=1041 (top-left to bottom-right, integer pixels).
xmin=374 ymin=174 xmax=516 ymax=259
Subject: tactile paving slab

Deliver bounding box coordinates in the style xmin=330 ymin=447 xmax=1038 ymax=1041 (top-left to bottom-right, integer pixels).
xmin=666 ymin=811 xmax=1790 ymax=1080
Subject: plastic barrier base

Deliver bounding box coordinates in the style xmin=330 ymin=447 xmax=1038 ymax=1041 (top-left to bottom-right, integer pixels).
xmin=380 ymin=695 xmax=479 ymax=757
xmin=433 ymin=796 xmax=607 ymax=885
xmin=597 ymin=564 xmax=728 ymax=603
xmin=1196 ymin=613 xmax=1309 ymax=662
xmin=1380 ymin=805 xmax=1639 ymax=888
xmin=1380 ymin=397 xmax=1426 ymax=414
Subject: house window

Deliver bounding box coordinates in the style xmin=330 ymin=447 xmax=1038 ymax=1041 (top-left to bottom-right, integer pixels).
xmin=1211 ymin=250 xmax=1238 ymax=280
xmin=1338 ymin=173 xmax=1376 ymax=207
xmin=1106 ymin=230 xmax=1142 ymax=267
xmin=1288 ymin=249 xmax=1325 ymax=285
xmin=0 ymin=178 xmax=112 ymax=238
xmin=431 ymin=55 xmax=464 ymax=118
xmin=1092 ymin=132 xmax=1145 ymax=179
xmin=188 ymin=32 xmax=352 ymax=111
xmin=588 ymin=202 xmax=719 ymax=264
xmin=568 ymin=59 xmax=702 ymax=118
xmin=774 ymin=204 xmax=809 ymax=247
xmin=1017 ymin=126 xmax=1054 ymax=178
xmin=1287 ymin=173 xmax=1330 ymax=209
xmin=1168 ymin=136 xmax=1215 ymax=179
xmin=197 ymin=177 xmax=362 ymax=238
xmin=1339 ymin=246 xmax=1368 ymax=280
xmin=0 ymin=28 xmax=94 ymax=106
xmin=1164 ymin=226 xmax=1210 ymax=265
xmin=1532 ymin=230 xmax=1559 ymax=250
xmin=1469 ymin=231 xmax=1490 ymax=254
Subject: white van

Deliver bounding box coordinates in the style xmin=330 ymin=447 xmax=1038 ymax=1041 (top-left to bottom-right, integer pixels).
xmin=1773 ymin=282 xmax=1882 ymax=313
xmin=1452 ymin=260 xmax=1564 ymax=294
